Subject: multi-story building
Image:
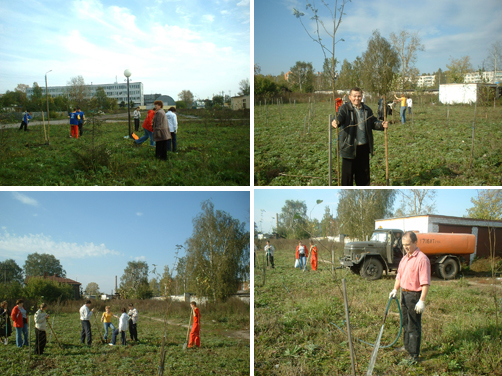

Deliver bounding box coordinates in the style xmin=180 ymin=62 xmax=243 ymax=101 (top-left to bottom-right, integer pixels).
xmin=416 ymin=75 xmax=436 ymax=87
xmin=26 ymin=81 xmax=144 ymax=106
xmin=464 ymin=70 xmax=502 ymax=84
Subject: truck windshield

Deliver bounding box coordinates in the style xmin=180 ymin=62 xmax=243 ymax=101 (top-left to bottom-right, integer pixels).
xmin=370 ymin=232 xmax=389 ymax=243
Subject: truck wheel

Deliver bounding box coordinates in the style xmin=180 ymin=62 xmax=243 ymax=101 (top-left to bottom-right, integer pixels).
xmin=438 ymin=258 xmax=459 ymax=280
xmin=360 ymin=258 xmax=383 ymax=280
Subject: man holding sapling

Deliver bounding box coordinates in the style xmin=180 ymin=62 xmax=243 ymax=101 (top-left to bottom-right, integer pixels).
xmin=331 ymin=87 xmax=388 ymax=186
xmin=264 ymin=240 xmax=275 ymax=268
xmin=80 ymin=300 xmax=95 ymax=346
xmin=389 ymin=231 xmax=430 ymax=365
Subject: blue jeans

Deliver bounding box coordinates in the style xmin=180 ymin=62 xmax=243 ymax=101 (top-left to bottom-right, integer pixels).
xmin=103 ymin=322 xmax=115 ymax=340
xmin=299 ymin=255 xmax=307 ymax=270
xmin=111 ymin=329 xmax=126 ymax=345
xmin=16 ymin=323 xmax=28 ymax=347
xmin=400 ymin=106 xmax=407 ymax=124
xmin=167 ymin=132 xmax=177 ymax=152
xmin=136 ymin=128 xmax=155 ymax=146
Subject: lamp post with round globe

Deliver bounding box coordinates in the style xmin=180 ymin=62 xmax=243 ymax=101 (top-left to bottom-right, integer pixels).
xmin=124 ymin=69 xmax=132 ymax=138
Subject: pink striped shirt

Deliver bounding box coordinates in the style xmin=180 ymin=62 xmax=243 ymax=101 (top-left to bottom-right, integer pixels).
xmin=396 ymin=248 xmax=431 ymax=292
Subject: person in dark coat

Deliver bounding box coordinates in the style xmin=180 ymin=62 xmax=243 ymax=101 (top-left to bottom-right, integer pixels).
xmin=331 ymin=87 xmax=389 ymax=186
xmin=0 ymin=301 xmax=13 ymax=343
xmin=152 ymin=100 xmax=170 ymax=160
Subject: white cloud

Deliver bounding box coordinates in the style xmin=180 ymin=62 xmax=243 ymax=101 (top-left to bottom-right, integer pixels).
xmin=136 ymin=212 xmax=143 ymax=216
xmin=134 ymin=256 xmax=146 ymax=261
xmin=203 ymin=14 xmax=215 ymax=22
xmin=237 ymin=0 xmax=249 ymax=6
xmin=12 ymin=192 xmax=39 ymax=206
xmin=0 ymin=230 xmax=120 ymax=259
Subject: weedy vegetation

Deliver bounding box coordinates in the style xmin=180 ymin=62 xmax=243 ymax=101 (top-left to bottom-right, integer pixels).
xmin=254 ymin=240 xmax=502 ymax=375
xmin=0 ymin=110 xmax=249 ymax=186
xmin=254 ymin=98 xmax=502 ymax=186
xmin=1 ymin=298 xmax=250 ymax=375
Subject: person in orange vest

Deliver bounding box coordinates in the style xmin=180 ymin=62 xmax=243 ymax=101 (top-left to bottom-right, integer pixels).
xmin=309 ymin=240 xmax=318 ymax=271
xmin=188 ymin=301 xmax=201 ymax=348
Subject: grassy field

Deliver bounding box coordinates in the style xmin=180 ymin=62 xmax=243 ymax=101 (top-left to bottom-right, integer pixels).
xmin=1 ymin=299 xmax=250 ymax=375
xmin=0 ymin=111 xmax=249 ymax=186
xmin=254 ymin=100 xmax=502 ymax=186
xmin=254 ymin=240 xmax=502 ymax=375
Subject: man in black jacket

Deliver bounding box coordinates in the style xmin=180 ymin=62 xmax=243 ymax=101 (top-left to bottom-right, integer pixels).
xmin=331 ymin=87 xmax=388 ymax=185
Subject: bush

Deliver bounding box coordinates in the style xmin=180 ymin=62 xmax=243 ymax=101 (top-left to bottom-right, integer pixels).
xmin=23 ymin=278 xmax=74 ymax=302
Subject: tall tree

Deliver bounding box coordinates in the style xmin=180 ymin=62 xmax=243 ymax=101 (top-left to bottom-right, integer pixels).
xmin=289 ymin=61 xmax=314 ymax=93
xmin=119 ymin=261 xmax=150 ymax=298
xmin=0 ymin=259 xmax=24 ymax=283
xmin=238 ymin=79 xmax=250 ymax=95
xmin=159 ymin=265 xmax=173 ymax=297
xmin=92 ymin=87 xmax=110 ymax=110
xmin=84 ymin=282 xmax=100 ymax=296
xmin=389 ymin=30 xmax=425 ymax=90
xmin=149 ymin=278 xmax=160 ymax=297
xmin=466 ymin=190 xmax=502 ymax=220
xmin=15 ymin=84 xmax=29 ymax=109
xmin=24 ymin=253 xmax=66 ymax=277
xmin=484 ymin=40 xmax=502 ymax=79
xmin=361 ymin=30 xmax=400 ymax=95
xmin=395 ymin=190 xmax=437 ymax=217
xmin=181 ymin=200 xmax=249 ymax=302
xmin=446 ymin=56 xmax=472 ymax=83
xmin=320 ymin=206 xmax=337 ymax=237
xmin=337 ymin=189 xmax=397 ymax=240
xmin=276 ymin=200 xmax=309 ymax=239
xmin=66 ymin=75 xmax=89 ymax=108
xmin=178 ymin=90 xmax=194 ymax=106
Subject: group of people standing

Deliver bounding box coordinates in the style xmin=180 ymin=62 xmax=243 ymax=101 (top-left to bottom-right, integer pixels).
xmin=133 ymin=101 xmax=178 ymax=160
xmin=80 ymin=300 xmax=139 ymax=347
xmin=295 ymin=240 xmax=318 ymax=271
xmin=68 ymin=107 xmax=85 ymax=138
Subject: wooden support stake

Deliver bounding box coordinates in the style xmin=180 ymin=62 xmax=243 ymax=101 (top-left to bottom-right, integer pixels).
xmin=342 ymin=279 xmax=357 ymax=376
xmin=470 ymin=99 xmax=477 ymax=169
xmin=329 ymin=114 xmax=332 ymax=186
xmin=384 ymin=95 xmax=389 ymax=186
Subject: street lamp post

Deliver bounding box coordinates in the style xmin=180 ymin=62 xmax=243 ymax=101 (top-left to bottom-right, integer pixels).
xmin=124 ymin=69 xmax=132 ymax=138
xmin=45 ymin=70 xmax=52 ymax=143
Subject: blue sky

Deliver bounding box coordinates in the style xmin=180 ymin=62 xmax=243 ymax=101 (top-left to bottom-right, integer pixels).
xmin=0 ymin=0 xmax=250 ymax=100
xmin=254 ymin=188 xmax=485 ymax=234
xmin=255 ymin=0 xmax=502 ymax=76
xmin=0 ymin=191 xmax=250 ymax=294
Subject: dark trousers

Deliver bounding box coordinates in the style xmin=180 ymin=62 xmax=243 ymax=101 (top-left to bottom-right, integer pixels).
xmin=134 ymin=118 xmax=140 ymax=131
xmin=81 ymin=320 xmax=92 ymax=345
xmin=401 ymin=291 xmax=422 ymax=359
xmin=78 ymin=122 xmax=83 ymax=136
xmin=35 ymin=328 xmax=47 ymax=355
xmin=155 ymin=140 xmax=168 ymax=160
xmin=167 ymin=132 xmax=177 ymax=152
xmin=129 ymin=319 xmax=137 ymax=341
xmin=19 ymin=121 xmax=28 ymax=131
xmin=266 ymin=254 xmax=275 ymax=268
xmin=111 ymin=329 xmax=126 ymax=345
xmin=341 ymin=143 xmax=370 ymax=186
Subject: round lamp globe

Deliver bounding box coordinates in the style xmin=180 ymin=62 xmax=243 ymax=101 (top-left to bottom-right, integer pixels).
xmin=124 ymin=69 xmax=132 ymax=78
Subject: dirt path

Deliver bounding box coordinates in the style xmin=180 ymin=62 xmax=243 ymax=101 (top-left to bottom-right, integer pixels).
xmin=143 ymin=315 xmax=250 ymax=341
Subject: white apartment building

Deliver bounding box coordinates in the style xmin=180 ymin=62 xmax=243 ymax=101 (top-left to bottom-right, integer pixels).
xmin=464 ymin=70 xmax=502 ymax=84
xmin=416 ymin=75 xmax=436 ymax=87
xmin=26 ymin=82 xmax=144 ymax=106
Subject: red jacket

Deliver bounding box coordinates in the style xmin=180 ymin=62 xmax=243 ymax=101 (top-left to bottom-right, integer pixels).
xmin=142 ymin=109 xmax=155 ymax=132
xmin=295 ymin=245 xmax=308 ymax=259
xmin=11 ymin=305 xmax=24 ymax=328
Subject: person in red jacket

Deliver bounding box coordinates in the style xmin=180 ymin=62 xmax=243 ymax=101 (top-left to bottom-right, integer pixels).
xmin=296 ymin=241 xmax=308 ymax=271
xmin=188 ymin=301 xmax=201 ymax=348
xmin=309 ymin=240 xmax=318 ymax=271
xmin=134 ymin=109 xmax=156 ymax=147
xmin=11 ymin=299 xmax=28 ymax=347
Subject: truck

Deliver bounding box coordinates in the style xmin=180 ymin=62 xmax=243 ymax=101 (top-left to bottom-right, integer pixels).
xmin=339 ymin=228 xmax=475 ymax=280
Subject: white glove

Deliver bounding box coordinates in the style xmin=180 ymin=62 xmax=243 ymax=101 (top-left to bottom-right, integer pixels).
xmin=415 ymin=300 xmax=425 ymax=314
xmin=389 ymin=289 xmax=397 ymax=299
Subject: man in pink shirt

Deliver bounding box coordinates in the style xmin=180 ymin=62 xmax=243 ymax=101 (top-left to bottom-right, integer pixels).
xmin=389 ymin=231 xmax=430 ymax=364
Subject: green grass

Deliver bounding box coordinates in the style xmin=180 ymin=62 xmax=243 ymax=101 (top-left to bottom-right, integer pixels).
xmin=254 ymin=101 xmax=502 ymax=186
xmin=254 ymin=243 xmax=502 ymax=375
xmin=1 ymin=300 xmax=250 ymax=375
xmin=0 ymin=114 xmax=249 ymax=186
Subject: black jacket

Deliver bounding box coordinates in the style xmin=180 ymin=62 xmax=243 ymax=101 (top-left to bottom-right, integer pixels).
xmin=336 ymin=101 xmax=384 ymax=159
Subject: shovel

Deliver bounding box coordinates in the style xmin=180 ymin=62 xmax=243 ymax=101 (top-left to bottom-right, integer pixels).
xmin=182 ymin=309 xmax=192 ymax=350
xmin=366 ymin=296 xmax=394 ymax=376
xmin=92 ymin=311 xmax=106 ymax=344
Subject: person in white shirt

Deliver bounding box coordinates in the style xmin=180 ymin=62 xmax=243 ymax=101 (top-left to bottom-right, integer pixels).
xmin=109 ymin=308 xmax=129 ymax=346
xmin=34 ymin=303 xmax=49 ymax=355
xmin=406 ymin=97 xmax=413 ymax=115
xmin=79 ymin=300 xmax=95 ymax=346
xmin=166 ymin=107 xmax=178 ymax=152
xmin=128 ymin=303 xmax=138 ymax=341
xmin=133 ymin=107 xmax=141 ymax=132
xmin=264 ymin=241 xmax=275 ymax=268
